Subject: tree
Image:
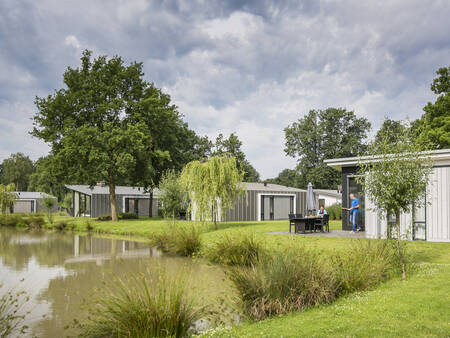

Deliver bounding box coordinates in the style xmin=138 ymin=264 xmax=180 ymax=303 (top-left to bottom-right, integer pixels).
xmin=180 ymin=156 xmax=246 ymax=230
xmin=31 ymin=50 xmax=159 ymax=222
xmin=265 ymin=169 xmax=299 ymax=187
xmin=357 ymin=129 xmax=433 ymax=281
xmin=158 ymin=169 xmax=185 ymax=225
xmin=28 ymin=156 xmax=66 ymax=201
xmin=60 ymin=193 xmax=73 ymax=215
xmin=0 ymin=183 xmax=16 ymax=215
xmin=1 ymin=153 xmax=34 ymax=191
xmin=42 ymin=196 xmax=56 ymax=224
xmin=375 ymin=118 xmax=407 ymax=145
xmin=213 ymin=133 xmax=260 ymax=182
xmin=418 ymin=66 xmax=450 ymax=148
xmin=284 ymin=108 xmax=371 ymax=189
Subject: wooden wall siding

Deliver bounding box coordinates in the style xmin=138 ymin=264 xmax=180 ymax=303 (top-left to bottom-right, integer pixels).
xmin=90 ymin=194 xmax=158 ymax=218
xmin=223 ymin=190 xmax=307 ymax=222
xmin=427 ymin=167 xmax=450 ymax=242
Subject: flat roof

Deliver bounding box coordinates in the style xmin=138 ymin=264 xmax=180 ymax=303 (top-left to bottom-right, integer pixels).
xmin=325 ymin=148 xmax=450 ymax=169
xmin=315 ymin=189 xmax=342 ymax=198
xmin=14 ymin=192 xmax=55 ymax=199
xmin=244 ymin=182 xmax=307 ymax=192
xmin=66 ymin=185 xmax=160 ymax=197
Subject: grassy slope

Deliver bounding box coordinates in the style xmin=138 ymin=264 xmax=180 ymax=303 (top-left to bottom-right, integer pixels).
xmin=46 ymin=216 xmax=450 ymax=337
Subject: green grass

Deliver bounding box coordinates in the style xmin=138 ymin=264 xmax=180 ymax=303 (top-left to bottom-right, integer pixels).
xmin=10 ymin=215 xmax=449 ymax=336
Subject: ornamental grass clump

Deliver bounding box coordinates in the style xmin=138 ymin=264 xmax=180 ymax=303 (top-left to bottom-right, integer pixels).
xmin=331 ymin=240 xmax=398 ymax=296
xmin=229 ymin=247 xmax=336 ymax=320
xmin=149 ymin=223 xmax=203 ymax=257
xmin=79 ymin=273 xmax=205 ymax=338
xmin=0 ymin=286 xmax=29 ymax=337
xmin=206 ymin=232 xmax=266 ymax=267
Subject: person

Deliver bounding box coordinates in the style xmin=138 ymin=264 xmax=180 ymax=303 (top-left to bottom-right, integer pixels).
xmin=346 ymin=193 xmax=360 ymax=233
xmin=317 ymin=205 xmax=327 ymax=216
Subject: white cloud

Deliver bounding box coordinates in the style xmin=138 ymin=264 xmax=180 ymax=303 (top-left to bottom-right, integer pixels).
xmin=64 ymin=35 xmax=81 ymax=49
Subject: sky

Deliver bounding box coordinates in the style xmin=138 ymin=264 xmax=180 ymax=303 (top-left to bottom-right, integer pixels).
xmin=1 ymin=0 xmax=449 ymax=179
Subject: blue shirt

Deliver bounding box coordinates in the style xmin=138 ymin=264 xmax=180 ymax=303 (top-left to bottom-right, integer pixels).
xmin=317 ymin=209 xmax=327 ymax=216
xmin=351 ymin=198 xmax=359 ymax=214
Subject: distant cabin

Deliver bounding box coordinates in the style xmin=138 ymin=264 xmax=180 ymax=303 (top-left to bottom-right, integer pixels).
xmin=11 ymin=192 xmax=58 ymax=214
xmin=65 ymin=184 xmax=159 ymax=218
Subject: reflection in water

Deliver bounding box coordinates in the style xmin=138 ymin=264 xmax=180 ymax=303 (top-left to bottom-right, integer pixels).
xmin=0 ymin=227 xmax=235 ymax=337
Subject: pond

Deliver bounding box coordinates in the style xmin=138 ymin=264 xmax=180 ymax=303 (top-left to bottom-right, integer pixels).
xmin=0 ymin=227 xmax=236 ymax=337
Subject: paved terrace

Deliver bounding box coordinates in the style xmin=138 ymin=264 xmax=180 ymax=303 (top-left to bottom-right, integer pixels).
xmin=268 ymin=230 xmax=366 ymax=238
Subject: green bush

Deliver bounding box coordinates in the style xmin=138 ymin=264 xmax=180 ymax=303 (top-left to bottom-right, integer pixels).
xmin=24 ymin=215 xmax=45 ymax=228
xmin=0 ymin=215 xmax=23 ymax=227
xmin=97 ymin=215 xmax=112 ymax=221
xmin=54 ymin=220 xmax=68 ymax=231
xmin=205 ymin=232 xmax=266 ymax=267
xmin=119 ymin=212 xmax=138 ymax=219
xmin=327 ymin=203 xmax=342 ymax=220
xmin=78 ymin=273 xmax=204 ymax=338
xmin=150 ymin=224 xmax=203 ymax=257
xmin=332 ymin=240 xmax=398 ymax=295
xmin=230 ymin=247 xmax=337 ymax=320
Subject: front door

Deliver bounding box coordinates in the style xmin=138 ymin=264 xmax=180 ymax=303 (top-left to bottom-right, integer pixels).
xmin=347 ymin=176 xmax=365 ymax=230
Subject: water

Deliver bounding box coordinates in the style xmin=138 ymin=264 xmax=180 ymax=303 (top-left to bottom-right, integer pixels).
xmin=0 ymin=227 xmax=236 ymax=337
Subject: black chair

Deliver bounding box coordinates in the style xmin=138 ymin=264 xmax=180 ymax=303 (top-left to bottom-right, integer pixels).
xmin=315 ymin=214 xmax=330 ymax=232
xmin=295 ymin=213 xmax=303 ymax=219
xmin=289 ymin=213 xmax=295 ymax=232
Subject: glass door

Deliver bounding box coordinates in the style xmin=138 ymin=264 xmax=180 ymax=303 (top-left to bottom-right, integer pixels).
xmin=347 ymin=176 xmax=365 ymax=229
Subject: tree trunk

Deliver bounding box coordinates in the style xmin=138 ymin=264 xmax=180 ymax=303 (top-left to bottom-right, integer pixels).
xmin=213 ymin=200 xmax=217 ymax=230
xmin=149 ymin=190 xmax=153 ymax=218
xmin=395 ymin=210 xmax=406 ymax=281
xmin=109 ymin=181 xmax=119 ymax=222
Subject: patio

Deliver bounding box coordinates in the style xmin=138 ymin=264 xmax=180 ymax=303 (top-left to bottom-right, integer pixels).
xmin=268 ymin=230 xmax=366 ymax=238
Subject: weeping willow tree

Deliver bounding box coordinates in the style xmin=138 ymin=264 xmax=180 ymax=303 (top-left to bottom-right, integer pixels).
xmin=180 ymin=156 xmax=246 ymax=230
xmin=0 ymin=183 xmax=16 ymax=215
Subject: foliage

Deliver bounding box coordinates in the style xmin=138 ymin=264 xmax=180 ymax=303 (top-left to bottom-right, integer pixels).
xmin=60 ymin=193 xmax=73 ymax=214
xmin=28 ymin=156 xmax=66 ymax=201
xmin=284 ymin=108 xmax=371 ymax=189
xmin=31 ymin=50 xmax=163 ymax=222
xmin=0 ymin=153 xmax=34 ymax=192
xmin=332 ymin=240 xmax=397 ymax=295
xmin=205 ymin=232 xmax=265 ymax=266
xmin=418 ymin=66 xmax=450 ymax=148
xmin=42 ymin=196 xmax=56 ymax=224
xmin=0 ymin=214 xmax=45 ymax=228
xmin=357 ymin=128 xmax=434 ymax=280
xmin=119 ymin=212 xmax=138 ymax=219
xmin=230 ymin=247 xmax=337 ymax=320
xmin=213 ymin=133 xmax=260 ymax=182
xmin=0 ymin=286 xmax=29 ymax=338
xmin=150 ymin=224 xmax=203 ymax=257
xmin=97 ymin=215 xmax=112 ymax=221
xmin=180 ymin=156 xmax=246 ymax=230
xmin=158 ymin=170 xmax=185 ymax=223
xmin=54 ymin=220 xmax=69 ymax=231
xmin=264 ymin=168 xmax=298 ymax=187
xmin=78 ymin=272 xmax=204 ymax=338
xmin=375 ymin=118 xmax=407 ymax=145
xmin=326 ymin=203 xmax=342 ymax=220
xmin=0 ymin=184 xmax=16 ymax=215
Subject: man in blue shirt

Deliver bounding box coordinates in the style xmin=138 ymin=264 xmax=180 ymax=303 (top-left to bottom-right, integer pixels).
xmin=347 ymin=193 xmax=360 ymax=232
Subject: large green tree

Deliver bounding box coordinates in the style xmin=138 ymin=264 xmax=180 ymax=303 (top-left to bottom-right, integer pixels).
xmin=418 ymin=66 xmax=450 ymax=149
xmin=1 ymin=153 xmax=34 ymax=191
xmin=284 ymin=108 xmax=371 ymax=189
xmin=265 ymin=168 xmax=299 ymax=187
xmin=213 ymin=133 xmax=260 ymax=182
xmin=31 ymin=50 xmax=160 ymax=222
xmin=28 ymin=156 xmax=66 ymax=200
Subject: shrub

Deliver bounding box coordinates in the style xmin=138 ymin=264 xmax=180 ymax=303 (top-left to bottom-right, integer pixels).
xmin=85 ymin=219 xmax=94 ymax=231
xmin=331 ymin=240 xmax=398 ymax=295
xmin=78 ymin=273 xmax=204 ymax=338
xmin=119 ymin=212 xmax=138 ymax=219
xmin=230 ymin=248 xmax=337 ymax=320
xmin=149 ymin=224 xmax=203 ymax=257
xmin=24 ymin=215 xmax=45 ymax=229
xmin=0 ymin=287 xmax=29 ymax=337
xmin=54 ymin=220 xmax=68 ymax=231
xmin=0 ymin=215 xmax=23 ymax=227
xmin=97 ymin=215 xmax=112 ymax=221
xmin=327 ymin=203 xmax=342 ymax=220
xmin=206 ymin=232 xmax=266 ymax=267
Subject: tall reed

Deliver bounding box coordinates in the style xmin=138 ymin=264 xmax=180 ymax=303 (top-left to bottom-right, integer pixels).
xmin=79 ymin=272 xmax=205 ymax=338
xmin=0 ymin=286 xmax=29 ymax=337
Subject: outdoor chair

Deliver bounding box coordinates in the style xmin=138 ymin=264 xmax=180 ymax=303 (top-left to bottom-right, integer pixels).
xmin=289 ymin=213 xmax=295 ymax=232
xmin=315 ymin=214 xmax=330 ymax=232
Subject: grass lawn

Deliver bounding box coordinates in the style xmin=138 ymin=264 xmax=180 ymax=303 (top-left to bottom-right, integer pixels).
xmin=44 ymin=216 xmax=450 ymax=336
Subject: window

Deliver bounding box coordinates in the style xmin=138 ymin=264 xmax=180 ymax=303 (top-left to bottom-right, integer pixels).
xmin=260 ymin=196 xmax=265 ymax=221
xmin=290 ymin=196 xmax=294 ymax=214
xmin=269 ymin=196 xmax=274 ymax=220
xmin=413 ymin=194 xmax=426 ymax=241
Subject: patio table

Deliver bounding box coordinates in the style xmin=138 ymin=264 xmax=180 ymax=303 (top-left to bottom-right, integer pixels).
xmin=292 ymin=216 xmax=319 ymax=234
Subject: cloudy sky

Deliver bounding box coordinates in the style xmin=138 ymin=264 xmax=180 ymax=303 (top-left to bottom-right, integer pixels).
xmin=1 ymin=0 xmax=449 ymax=179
